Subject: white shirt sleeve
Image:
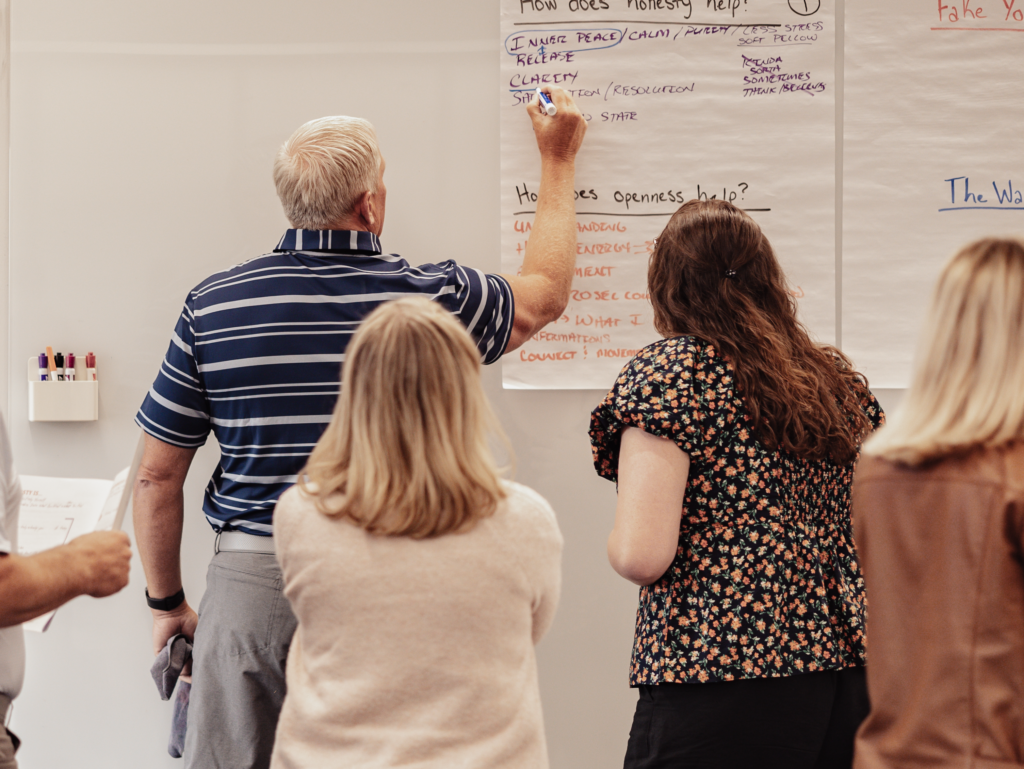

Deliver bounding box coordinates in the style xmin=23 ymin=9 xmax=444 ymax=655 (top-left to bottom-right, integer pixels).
xmin=0 ymin=413 xmax=19 ymax=555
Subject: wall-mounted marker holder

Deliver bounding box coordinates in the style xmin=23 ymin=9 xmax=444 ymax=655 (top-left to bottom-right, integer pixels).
xmin=27 ymin=357 xmax=99 ymax=421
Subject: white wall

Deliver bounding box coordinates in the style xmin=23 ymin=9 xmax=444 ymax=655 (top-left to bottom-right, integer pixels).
xmin=0 ymin=0 xmax=9 ymax=415
xmin=2 ymin=2 xmax=900 ymax=768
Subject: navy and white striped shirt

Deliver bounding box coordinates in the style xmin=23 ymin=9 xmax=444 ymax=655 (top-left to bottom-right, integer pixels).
xmin=136 ymin=230 xmax=514 ymax=535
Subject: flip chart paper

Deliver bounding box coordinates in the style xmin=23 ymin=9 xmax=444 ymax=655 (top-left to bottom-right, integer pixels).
xmin=18 ymin=477 xmax=115 ymax=555
xmin=17 ymin=436 xmax=142 ymax=633
xmin=18 ymin=475 xmax=118 ymax=632
xmin=500 ymin=0 xmax=837 ymax=389
xmin=843 ymin=1 xmax=1024 ymax=387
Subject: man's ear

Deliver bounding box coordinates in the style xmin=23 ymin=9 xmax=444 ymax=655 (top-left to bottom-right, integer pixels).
xmin=356 ymin=189 xmax=377 ymax=232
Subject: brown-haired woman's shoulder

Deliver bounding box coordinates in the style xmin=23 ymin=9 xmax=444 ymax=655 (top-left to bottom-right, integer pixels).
xmin=855 ymin=387 xmax=885 ymax=434
xmin=598 ymin=334 xmax=728 ymax=413
xmin=631 ymin=335 xmax=739 ymax=396
xmin=590 ymin=335 xmax=733 ymax=484
xmin=622 ymin=334 xmax=715 ymax=373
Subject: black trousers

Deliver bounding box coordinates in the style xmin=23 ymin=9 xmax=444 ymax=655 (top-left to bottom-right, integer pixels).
xmin=623 ymin=667 xmax=869 ymax=769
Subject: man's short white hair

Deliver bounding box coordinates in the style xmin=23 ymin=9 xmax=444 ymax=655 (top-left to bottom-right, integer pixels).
xmin=273 ymin=116 xmax=382 ymax=230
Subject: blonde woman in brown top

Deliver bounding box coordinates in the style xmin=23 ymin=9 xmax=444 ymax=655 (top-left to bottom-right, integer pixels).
xmin=269 ymin=297 xmax=563 ymax=769
xmin=853 ymin=238 xmax=1024 ymax=769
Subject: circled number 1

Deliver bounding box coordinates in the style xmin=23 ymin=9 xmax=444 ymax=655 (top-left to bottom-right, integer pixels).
xmin=788 ymin=0 xmax=821 ymax=15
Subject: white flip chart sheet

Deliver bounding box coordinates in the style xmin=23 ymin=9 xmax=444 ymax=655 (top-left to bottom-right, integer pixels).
xmin=16 ymin=435 xmax=143 ymax=632
xmin=500 ymin=0 xmax=837 ymax=389
xmin=18 ymin=474 xmax=121 ymax=632
xmin=843 ymin=1 xmax=1024 ymax=387
xmin=18 ymin=477 xmax=116 ymax=555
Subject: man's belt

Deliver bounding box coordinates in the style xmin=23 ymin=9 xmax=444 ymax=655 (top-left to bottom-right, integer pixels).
xmin=215 ymin=531 xmax=275 ymax=554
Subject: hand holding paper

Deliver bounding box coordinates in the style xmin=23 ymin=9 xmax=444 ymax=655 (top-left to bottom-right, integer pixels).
xmin=17 ymin=433 xmax=145 ymax=631
xmin=65 ymin=531 xmax=131 ymax=597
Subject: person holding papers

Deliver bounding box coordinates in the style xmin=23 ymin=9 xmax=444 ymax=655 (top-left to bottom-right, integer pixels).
xmin=0 ymin=413 xmax=131 ymax=768
xmin=852 ymin=238 xmax=1024 ymax=769
xmin=589 ymin=200 xmax=883 ymax=768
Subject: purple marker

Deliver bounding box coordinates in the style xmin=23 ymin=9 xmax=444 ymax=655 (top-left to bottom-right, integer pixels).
xmin=37 ymin=353 xmax=48 ymax=381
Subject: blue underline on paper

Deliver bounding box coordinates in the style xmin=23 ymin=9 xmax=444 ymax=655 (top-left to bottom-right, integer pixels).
xmin=939 ymin=206 xmax=1024 ymax=212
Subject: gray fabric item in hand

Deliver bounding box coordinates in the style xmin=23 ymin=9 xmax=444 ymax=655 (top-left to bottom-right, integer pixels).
xmin=168 ymin=679 xmax=190 ymax=759
xmin=150 ymin=633 xmax=193 ymax=701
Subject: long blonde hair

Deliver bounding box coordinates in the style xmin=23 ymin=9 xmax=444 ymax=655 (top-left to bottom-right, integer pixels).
xmin=300 ymin=297 xmax=508 ymax=537
xmin=864 ymin=238 xmax=1024 ymax=465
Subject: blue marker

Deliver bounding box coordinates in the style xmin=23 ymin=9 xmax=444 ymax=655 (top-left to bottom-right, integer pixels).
xmin=536 ymin=88 xmax=557 ymax=116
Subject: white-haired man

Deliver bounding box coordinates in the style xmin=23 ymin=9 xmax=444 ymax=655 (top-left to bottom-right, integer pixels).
xmin=132 ymin=87 xmax=586 ymax=768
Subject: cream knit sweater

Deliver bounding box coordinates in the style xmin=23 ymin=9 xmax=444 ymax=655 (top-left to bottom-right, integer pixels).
xmin=269 ymin=481 xmax=563 ymax=769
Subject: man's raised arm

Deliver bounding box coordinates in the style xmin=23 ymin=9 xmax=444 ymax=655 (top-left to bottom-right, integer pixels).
xmin=502 ymin=86 xmax=588 ymax=352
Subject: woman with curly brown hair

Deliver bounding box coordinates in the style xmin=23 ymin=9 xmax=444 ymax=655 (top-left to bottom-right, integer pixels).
xmin=590 ymin=200 xmax=883 ymax=769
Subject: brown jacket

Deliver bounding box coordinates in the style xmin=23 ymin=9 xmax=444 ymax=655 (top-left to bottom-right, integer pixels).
xmin=853 ymin=444 xmax=1024 ymax=769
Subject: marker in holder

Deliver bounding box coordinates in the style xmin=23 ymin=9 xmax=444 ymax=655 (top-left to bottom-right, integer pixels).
xmin=27 ymin=355 xmax=98 ymax=421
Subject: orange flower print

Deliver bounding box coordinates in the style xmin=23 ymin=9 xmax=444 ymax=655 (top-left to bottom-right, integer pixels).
xmin=590 ymin=336 xmax=883 ymax=686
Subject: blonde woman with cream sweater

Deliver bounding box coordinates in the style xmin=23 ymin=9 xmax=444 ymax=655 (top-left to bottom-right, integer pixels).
xmin=269 ymin=297 xmax=563 ymax=769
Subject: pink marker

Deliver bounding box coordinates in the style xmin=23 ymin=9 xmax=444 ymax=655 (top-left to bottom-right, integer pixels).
xmin=85 ymin=352 xmax=97 ymax=381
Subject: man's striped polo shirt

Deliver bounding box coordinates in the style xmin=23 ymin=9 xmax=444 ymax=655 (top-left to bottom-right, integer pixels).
xmin=135 ymin=229 xmax=515 ymax=536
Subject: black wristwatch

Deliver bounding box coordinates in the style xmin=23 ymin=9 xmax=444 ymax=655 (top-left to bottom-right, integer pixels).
xmin=145 ymin=587 xmax=186 ymax=612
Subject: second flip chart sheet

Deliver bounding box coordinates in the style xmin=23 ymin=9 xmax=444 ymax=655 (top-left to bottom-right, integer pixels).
xmin=500 ymin=0 xmax=837 ymax=389
xmin=844 ymin=1 xmax=1024 ymax=386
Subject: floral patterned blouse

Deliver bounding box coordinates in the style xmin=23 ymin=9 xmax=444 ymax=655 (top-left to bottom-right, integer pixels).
xmin=590 ymin=336 xmax=883 ymax=686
